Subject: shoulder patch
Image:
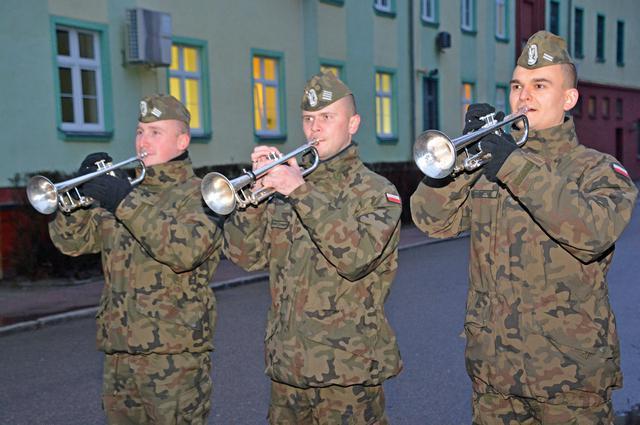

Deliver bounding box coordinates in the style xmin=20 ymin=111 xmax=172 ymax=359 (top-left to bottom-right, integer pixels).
xmin=612 ymin=163 xmax=630 ymax=179
xmin=386 ymin=193 xmax=401 ymax=204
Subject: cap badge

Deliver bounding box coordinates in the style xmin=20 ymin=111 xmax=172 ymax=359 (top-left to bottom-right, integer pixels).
xmin=151 ymin=107 xmax=162 ymax=118
xmin=527 ymin=44 xmax=538 ymax=66
xmin=140 ymin=101 xmax=148 ymax=116
xmin=307 ymin=89 xmax=318 ymax=107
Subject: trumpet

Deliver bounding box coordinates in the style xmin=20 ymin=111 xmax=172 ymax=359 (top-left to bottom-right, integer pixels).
xmin=201 ymin=141 xmax=319 ymax=215
xmin=413 ymin=108 xmax=529 ymax=179
xmin=26 ymin=152 xmax=147 ymax=215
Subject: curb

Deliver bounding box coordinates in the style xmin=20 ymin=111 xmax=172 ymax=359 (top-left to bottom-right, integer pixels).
xmin=0 ymin=235 xmax=463 ymax=337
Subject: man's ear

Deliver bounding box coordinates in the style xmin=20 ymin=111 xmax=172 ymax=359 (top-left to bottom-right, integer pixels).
xmin=348 ymin=113 xmax=361 ymax=135
xmin=177 ymin=132 xmax=191 ymax=150
xmin=563 ymin=88 xmax=579 ymax=112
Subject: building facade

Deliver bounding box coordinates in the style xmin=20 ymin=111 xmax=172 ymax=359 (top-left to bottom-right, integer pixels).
xmin=0 ymin=0 xmax=638 ymax=278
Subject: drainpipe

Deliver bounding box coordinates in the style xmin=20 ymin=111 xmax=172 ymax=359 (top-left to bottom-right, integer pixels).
xmin=408 ymin=0 xmax=416 ymax=157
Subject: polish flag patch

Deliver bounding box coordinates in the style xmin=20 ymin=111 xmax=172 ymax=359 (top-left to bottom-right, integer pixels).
xmin=386 ymin=193 xmax=401 ymax=204
xmin=612 ymin=163 xmax=630 ymax=179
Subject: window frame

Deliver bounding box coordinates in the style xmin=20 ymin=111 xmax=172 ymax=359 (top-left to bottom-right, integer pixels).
xmin=251 ymin=49 xmax=287 ymax=142
xmin=375 ymin=67 xmax=398 ymax=143
xmin=421 ymin=0 xmax=439 ymax=26
xmin=596 ymin=14 xmax=605 ymax=63
xmin=461 ymin=0 xmax=476 ymax=34
xmin=319 ymin=0 xmax=344 ymax=6
xmin=50 ymin=16 xmax=113 ymax=141
xmin=549 ymin=0 xmax=560 ymax=36
xmin=167 ymin=37 xmax=212 ymax=141
xmin=574 ymin=7 xmax=584 ymax=59
xmin=495 ymin=0 xmax=509 ymax=42
xmin=373 ymin=0 xmax=396 ymax=18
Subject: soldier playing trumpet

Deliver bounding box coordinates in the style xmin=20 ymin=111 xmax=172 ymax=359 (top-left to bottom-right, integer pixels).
xmin=49 ymin=94 xmax=223 ymax=424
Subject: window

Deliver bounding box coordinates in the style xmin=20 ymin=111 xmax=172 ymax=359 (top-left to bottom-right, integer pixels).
xmin=602 ymin=97 xmax=610 ymax=119
xmin=616 ymin=20 xmax=625 ymax=66
xmin=55 ymin=25 xmax=105 ymax=133
xmin=375 ymin=70 xmax=396 ymax=140
xmin=169 ymin=41 xmax=210 ymax=137
xmin=461 ymin=82 xmax=474 ymax=126
xmin=588 ymin=96 xmax=596 ymax=118
xmin=549 ymin=1 xmax=560 ymax=35
xmin=422 ymin=76 xmax=439 ymax=130
xmin=374 ymin=0 xmax=395 ymax=16
xmin=319 ymin=0 xmax=344 ymax=5
xmin=252 ymin=53 xmax=284 ymax=138
xmin=495 ymin=0 xmax=508 ymax=40
xmin=422 ymin=0 xmax=438 ymax=24
xmin=320 ymin=64 xmax=343 ymax=80
xmin=461 ymin=0 xmax=475 ymax=32
xmin=572 ymin=96 xmax=583 ymax=118
xmin=574 ymin=8 xmax=584 ymax=58
xmin=495 ymin=86 xmax=507 ymax=114
xmin=615 ymin=98 xmax=623 ymax=120
xmin=596 ymin=14 xmax=605 ymax=62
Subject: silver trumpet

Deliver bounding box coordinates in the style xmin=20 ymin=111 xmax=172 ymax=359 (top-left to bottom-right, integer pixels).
xmin=26 ymin=152 xmax=147 ymax=215
xmin=201 ymin=141 xmax=319 ymax=215
xmin=413 ymin=107 xmax=529 ymax=179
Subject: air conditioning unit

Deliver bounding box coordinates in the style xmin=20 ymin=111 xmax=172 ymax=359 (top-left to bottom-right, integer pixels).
xmin=125 ymin=8 xmax=172 ymax=67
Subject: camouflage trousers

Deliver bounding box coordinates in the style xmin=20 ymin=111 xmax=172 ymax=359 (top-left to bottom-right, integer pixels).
xmin=472 ymin=391 xmax=614 ymax=425
xmin=268 ymin=381 xmax=389 ymax=425
xmin=101 ymin=352 xmax=212 ymax=425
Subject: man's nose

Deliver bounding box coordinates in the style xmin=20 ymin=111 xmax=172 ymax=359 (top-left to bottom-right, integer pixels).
xmin=519 ymin=87 xmax=531 ymax=102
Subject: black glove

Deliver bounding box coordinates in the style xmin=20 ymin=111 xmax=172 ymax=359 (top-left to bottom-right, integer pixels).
xmin=480 ymin=133 xmax=518 ymax=182
xmin=463 ymin=103 xmax=505 ymax=135
xmin=78 ymin=152 xmax=112 ymax=176
xmin=82 ymin=174 xmax=133 ymax=214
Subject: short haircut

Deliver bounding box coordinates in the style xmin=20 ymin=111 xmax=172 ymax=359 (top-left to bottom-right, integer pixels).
xmin=345 ymin=94 xmax=357 ymax=115
xmin=562 ymin=63 xmax=578 ymax=89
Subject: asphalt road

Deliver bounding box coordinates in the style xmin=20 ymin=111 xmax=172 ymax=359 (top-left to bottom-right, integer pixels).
xmin=0 ymin=213 xmax=638 ymax=424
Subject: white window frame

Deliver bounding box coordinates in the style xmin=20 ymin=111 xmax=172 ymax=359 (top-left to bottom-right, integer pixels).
xmin=253 ymin=56 xmax=281 ymax=136
xmin=461 ymin=0 xmax=474 ymax=32
xmin=56 ymin=26 xmax=104 ymax=132
xmin=374 ymin=0 xmax=392 ymax=13
xmin=495 ymin=0 xmax=507 ymax=39
xmin=422 ymin=0 xmax=436 ymax=23
xmin=169 ymin=44 xmax=204 ymax=136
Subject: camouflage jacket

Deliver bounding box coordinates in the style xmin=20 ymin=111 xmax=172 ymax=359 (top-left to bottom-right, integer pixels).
xmin=49 ymin=158 xmax=222 ymax=355
xmin=224 ymin=144 xmax=403 ymax=388
xmin=411 ymin=117 xmax=638 ymax=403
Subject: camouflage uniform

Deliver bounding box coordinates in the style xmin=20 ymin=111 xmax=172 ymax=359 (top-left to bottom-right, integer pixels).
xmin=224 ymin=142 xmax=403 ymax=424
xmin=411 ymin=116 xmax=637 ymax=421
xmin=49 ymin=95 xmax=222 ymax=425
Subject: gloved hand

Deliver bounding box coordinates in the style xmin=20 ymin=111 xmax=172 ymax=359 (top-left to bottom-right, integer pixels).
xmin=78 ymin=152 xmax=112 ymax=176
xmin=463 ymin=103 xmax=505 ymax=135
xmin=82 ymin=174 xmax=133 ymax=214
xmin=480 ymin=133 xmax=518 ymax=182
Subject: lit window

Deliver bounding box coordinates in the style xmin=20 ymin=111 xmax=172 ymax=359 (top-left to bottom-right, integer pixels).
xmin=461 ymin=83 xmax=474 ymax=126
xmin=422 ymin=0 xmax=437 ymax=23
xmin=461 ymin=0 xmax=475 ymax=32
xmin=169 ymin=44 xmax=205 ymax=135
xmin=375 ymin=71 xmax=395 ymax=139
xmin=55 ymin=26 xmax=104 ymax=132
xmin=253 ymin=55 xmax=281 ymax=136
xmin=495 ymin=0 xmax=507 ymax=39
xmin=320 ymin=65 xmax=341 ymax=79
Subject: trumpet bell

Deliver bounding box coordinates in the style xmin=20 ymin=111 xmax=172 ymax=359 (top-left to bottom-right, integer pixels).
xmin=201 ymin=172 xmax=237 ymax=216
xmin=26 ymin=176 xmax=59 ymax=215
xmin=413 ymin=130 xmax=456 ymax=179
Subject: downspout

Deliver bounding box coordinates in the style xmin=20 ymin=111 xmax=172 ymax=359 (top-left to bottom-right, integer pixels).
xmin=408 ymin=0 xmax=416 ymax=157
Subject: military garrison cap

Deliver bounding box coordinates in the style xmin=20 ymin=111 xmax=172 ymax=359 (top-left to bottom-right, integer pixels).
xmin=301 ymin=71 xmax=352 ymax=111
xmin=139 ymin=94 xmax=190 ymax=126
xmin=517 ymin=30 xmax=574 ymax=69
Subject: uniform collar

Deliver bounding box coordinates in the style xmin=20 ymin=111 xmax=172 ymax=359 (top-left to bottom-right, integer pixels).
xmin=309 ymin=143 xmax=359 ymax=181
xmin=140 ymin=155 xmax=194 ymax=187
xmin=514 ymin=116 xmax=578 ymax=157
